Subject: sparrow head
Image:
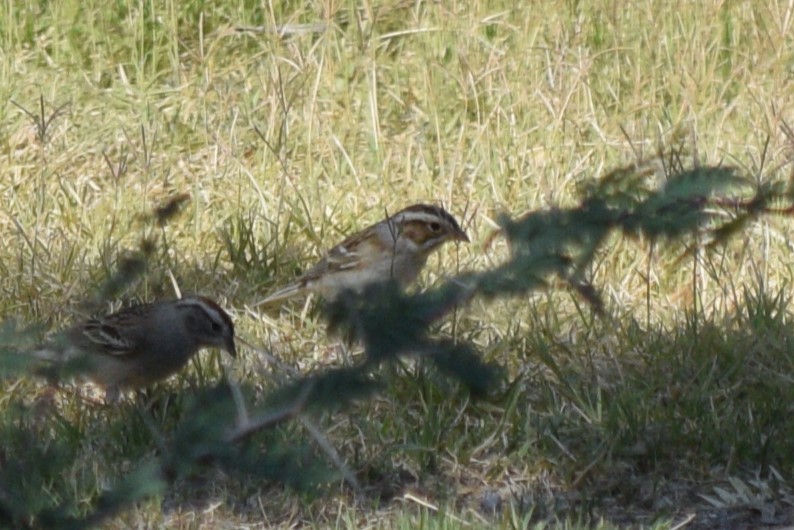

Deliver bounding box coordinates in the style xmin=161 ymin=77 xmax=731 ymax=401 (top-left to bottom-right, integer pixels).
xmin=177 ymin=296 xmax=237 ymax=357
xmin=391 ymin=204 xmax=469 ymax=252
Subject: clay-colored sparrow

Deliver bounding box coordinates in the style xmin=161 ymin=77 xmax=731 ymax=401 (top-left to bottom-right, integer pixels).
xmin=259 ymin=204 xmax=469 ymax=304
xmin=34 ymin=296 xmax=237 ymax=399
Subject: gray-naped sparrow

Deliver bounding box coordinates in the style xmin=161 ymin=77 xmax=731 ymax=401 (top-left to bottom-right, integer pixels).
xmin=34 ymin=296 xmax=237 ymax=398
xmin=258 ymin=203 xmax=469 ymax=305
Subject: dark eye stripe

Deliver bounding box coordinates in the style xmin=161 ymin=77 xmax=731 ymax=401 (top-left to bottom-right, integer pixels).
xmin=401 ymin=220 xmax=445 ymax=244
xmin=396 ymin=204 xmax=463 ymax=233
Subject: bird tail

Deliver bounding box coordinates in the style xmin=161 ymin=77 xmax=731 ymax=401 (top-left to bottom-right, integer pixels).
xmin=29 ymin=345 xmax=71 ymax=373
xmin=254 ymin=283 xmax=305 ymax=306
xmin=28 ymin=343 xmax=91 ymax=383
xmin=30 ymin=346 xmax=60 ymax=362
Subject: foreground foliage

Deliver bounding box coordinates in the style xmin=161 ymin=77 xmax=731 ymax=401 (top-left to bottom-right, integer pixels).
xmin=2 ymin=156 xmax=794 ymax=529
xmin=2 ymin=0 xmax=794 ymax=528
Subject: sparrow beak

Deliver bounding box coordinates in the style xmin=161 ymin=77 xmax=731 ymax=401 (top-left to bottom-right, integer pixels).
xmin=454 ymin=229 xmax=470 ymax=243
xmin=224 ymin=336 xmax=238 ymax=358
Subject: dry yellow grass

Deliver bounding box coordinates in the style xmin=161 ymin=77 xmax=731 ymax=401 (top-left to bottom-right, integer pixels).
xmin=2 ymin=1 xmax=794 ymax=528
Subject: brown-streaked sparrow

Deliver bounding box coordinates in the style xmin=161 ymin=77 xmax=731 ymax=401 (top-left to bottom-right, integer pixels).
xmin=34 ymin=296 xmax=237 ymax=399
xmin=258 ymin=204 xmax=469 ymax=305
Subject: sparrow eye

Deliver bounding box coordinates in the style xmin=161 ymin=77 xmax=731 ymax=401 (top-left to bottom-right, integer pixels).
xmin=429 ymin=222 xmax=441 ymax=232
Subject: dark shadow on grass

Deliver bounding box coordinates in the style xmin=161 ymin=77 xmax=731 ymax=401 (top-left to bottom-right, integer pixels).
xmin=2 ymin=155 xmax=794 ymax=528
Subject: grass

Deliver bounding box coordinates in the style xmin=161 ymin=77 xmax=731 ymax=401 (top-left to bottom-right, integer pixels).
xmin=2 ymin=0 xmax=794 ymax=528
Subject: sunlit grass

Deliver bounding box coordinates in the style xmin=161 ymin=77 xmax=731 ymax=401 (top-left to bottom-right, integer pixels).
xmin=1 ymin=0 xmax=794 ymax=528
